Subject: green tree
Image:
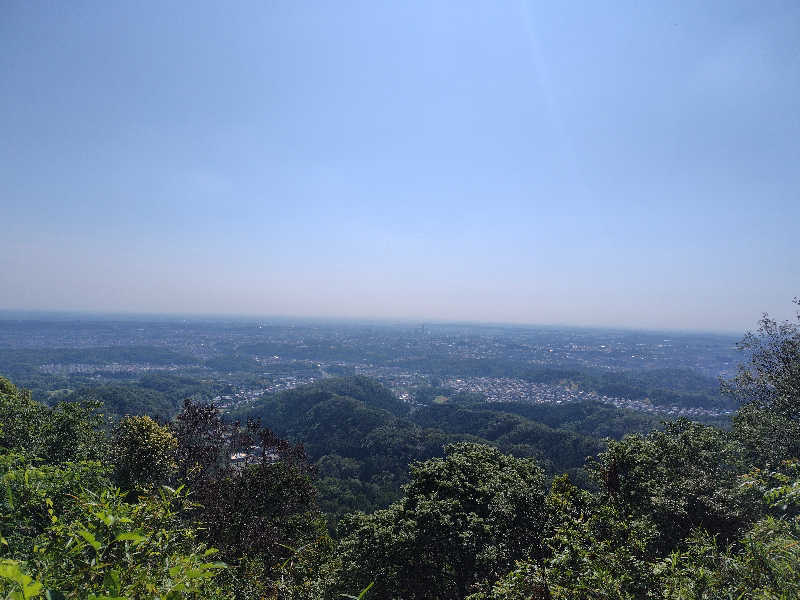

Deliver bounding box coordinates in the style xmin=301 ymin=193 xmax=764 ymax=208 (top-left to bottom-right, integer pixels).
xmin=0 ymin=454 xmax=110 ymax=555
xmin=0 ymin=377 xmax=104 ymax=463
xmin=727 ymin=299 xmax=800 ymax=466
xmin=172 ymin=400 xmax=326 ymax=588
xmin=109 ymin=415 xmax=178 ymax=494
xmin=0 ymin=484 xmax=230 ymax=599
xmin=334 ymin=443 xmax=548 ymax=600
xmin=0 ymin=377 xmax=39 ymax=454
xmin=660 ymin=462 xmax=800 ymax=599
xmin=586 ymin=419 xmax=751 ymax=554
xmin=471 ymin=475 xmax=661 ymax=600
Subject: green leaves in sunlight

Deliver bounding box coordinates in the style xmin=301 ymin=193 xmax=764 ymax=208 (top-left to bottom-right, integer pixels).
xmin=0 ymin=560 xmax=42 ymax=600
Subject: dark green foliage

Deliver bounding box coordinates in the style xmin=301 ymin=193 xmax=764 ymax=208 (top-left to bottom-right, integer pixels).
xmin=360 ymin=421 xmax=475 ymax=480
xmin=587 ymin=419 xmax=752 ymax=553
xmin=410 ymin=403 xmax=602 ymax=473
xmin=0 ymin=377 xmax=40 ymax=454
xmin=541 ymin=476 xmax=661 ymax=599
xmin=598 ymin=368 xmax=728 ymax=410
xmin=303 ymin=396 xmax=396 ymax=459
xmin=482 ymin=400 xmax=661 ymax=439
xmin=235 ymin=378 xmax=450 ymax=520
xmin=136 ymin=373 xmax=219 ymax=408
xmin=237 ymin=378 xmax=640 ymax=521
xmin=64 ymin=384 xmax=178 ymax=420
xmin=659 ymin=520 xmax=800 ymax=600
xmin=63 ymin=374 xmax=219 ymax=420
xmin=470 ymin=476 xmax=661 ymax=600
xmin=0 ymin=376 xmax=105 ymax=463
xmin=728 ymin=301 xmax=800 ymax=466
xmin=172 ymin=400 xmax=325 ymax=580
xmin=734 ymin=403 xmax=800 ymax=468
xmin=725 ymin=301 xmax=800 ymax=417
xmin=475 ymin=463 xmax=800 ymax=600
xmin=316 ymin=474 xmax=387 ymax=522
xmin=334 ymin=443 xmax=548 ymax=600
xmin=660 ymin=463 xmax=800 ymax=599
xmin=238 ymin=376 xmax=410 ymax=430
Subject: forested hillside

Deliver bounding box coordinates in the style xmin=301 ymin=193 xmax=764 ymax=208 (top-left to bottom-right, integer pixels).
xmin=1 ymin=306 xmax=799 ymax=598
xmin=233 ymin=375 xmax=663 ymax=519
xmin=59 ymin=374 xmax=220 ymax=420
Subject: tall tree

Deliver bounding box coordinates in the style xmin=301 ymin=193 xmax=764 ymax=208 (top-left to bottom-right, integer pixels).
xmin=334 ymin=443 xmax=548 ymax=600
xmin=726 ymin=299 xmax=800 ymax=465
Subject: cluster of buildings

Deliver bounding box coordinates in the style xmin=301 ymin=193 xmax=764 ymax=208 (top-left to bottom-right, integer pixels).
xmin=213 ymin=375 xmax=321 ymax=410
xmin=39 ymin=362 xmax=186 ymax=375
xmin=442 ymin=376 xmax=732 ymax=418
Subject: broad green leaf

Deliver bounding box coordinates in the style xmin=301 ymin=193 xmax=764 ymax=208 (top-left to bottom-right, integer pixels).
xmin=77 ymin=529 xmax=102 ymax=552
xmin=114 ymin=532 xmax=147 ymax=544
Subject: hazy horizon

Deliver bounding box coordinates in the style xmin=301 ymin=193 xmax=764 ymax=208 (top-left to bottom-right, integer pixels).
xmin=0 ymin=307 xmax=752 ymax=337
xmin=2 ymin=2 xmax=798 ymax=332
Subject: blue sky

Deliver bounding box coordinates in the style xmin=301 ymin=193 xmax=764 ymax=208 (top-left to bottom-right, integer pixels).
xmin=1 ymin=1 xmax=798 ymax=332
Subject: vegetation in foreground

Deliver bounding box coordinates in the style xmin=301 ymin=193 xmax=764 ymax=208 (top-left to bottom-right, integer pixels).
xmin=0 ymin=303 xmax=799 ymax=599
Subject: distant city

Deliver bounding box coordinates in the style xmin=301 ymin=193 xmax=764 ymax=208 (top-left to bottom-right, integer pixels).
xmin=0 ymin=314 xmax=742 ymax=418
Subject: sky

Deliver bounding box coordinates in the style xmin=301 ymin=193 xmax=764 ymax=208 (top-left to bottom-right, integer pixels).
xmin=1 ymin=1 xmax=798 ymax=333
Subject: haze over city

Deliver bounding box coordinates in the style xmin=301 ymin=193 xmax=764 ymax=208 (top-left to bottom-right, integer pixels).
xmin=2 ymin=1 xmax=798 ymax=331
